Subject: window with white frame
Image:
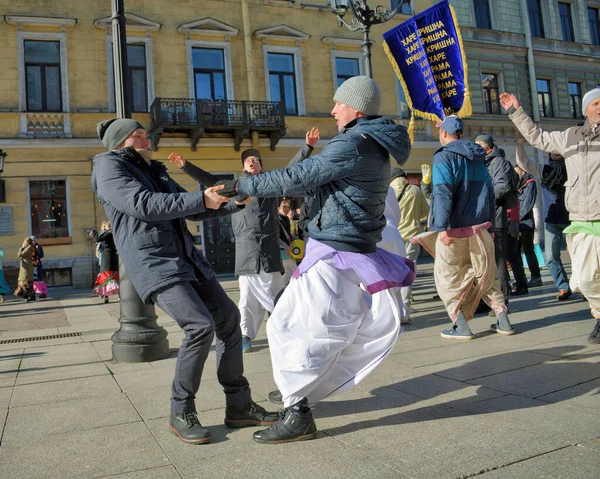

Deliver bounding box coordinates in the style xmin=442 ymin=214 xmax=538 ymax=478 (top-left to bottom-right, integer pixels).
xmin=474 ymin=0 xmax=492 ymax=29
xmin=589 ymin=7 xmax=600 ymax=46
xmin=263 ymin=45 xmax=305 ymax=116
xmin=481 ymin=72 xmax=501 ymax=114
xmin=267 ymin=52 xmax=299 ymax=115
xmin=106 ymin=38 xmax=154 ymax=113
xmin=558 ymin=2 xmax=575 ymax=42
xmin=18 ymin=32 xmax=69 ymax=113
xmin=333 ymin=52 xmax=364 ymax=89
xmin=28 ymin=179 xmax=70 ymax=239
xmin=192 ymin=48 xmax=227 ymax=100
xmin=186 ymin=40 xmax=234 ymax=101
xmin=537 ymin=79 xmax=553 ymax=117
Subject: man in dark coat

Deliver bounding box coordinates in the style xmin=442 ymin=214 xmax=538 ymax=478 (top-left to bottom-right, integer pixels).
xmin=475 ymin=134 xmax=518 ymax=304
xmin=515 ymin=165 xmax=542 ymax=287
xmin=91 ymin=118 xmax=278 ymax=445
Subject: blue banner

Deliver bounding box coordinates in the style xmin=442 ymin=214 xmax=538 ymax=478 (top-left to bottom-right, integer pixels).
xmin=383 ymin=0 xmax=472 ymax=138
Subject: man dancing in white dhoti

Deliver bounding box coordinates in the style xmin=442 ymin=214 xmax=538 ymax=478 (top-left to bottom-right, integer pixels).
xmin=214 ymin=76 xmax=414 ymax=444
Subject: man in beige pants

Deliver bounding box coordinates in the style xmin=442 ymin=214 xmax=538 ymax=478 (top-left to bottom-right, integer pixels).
xmin=500 ymin=88 xmax=600 ymax=344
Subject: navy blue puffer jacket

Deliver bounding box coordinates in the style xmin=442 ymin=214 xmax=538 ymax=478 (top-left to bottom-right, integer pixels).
xmin=237 ymin=117 xmax=411 ymax=253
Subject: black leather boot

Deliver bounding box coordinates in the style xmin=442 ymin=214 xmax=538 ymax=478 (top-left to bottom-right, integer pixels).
xmin=252 ymin=398 xmax=318 ymax=444
xmin=224 ymin=400 xmax=280 ymax=428
xmin=169 ymin=412 xmax=211 ymax=444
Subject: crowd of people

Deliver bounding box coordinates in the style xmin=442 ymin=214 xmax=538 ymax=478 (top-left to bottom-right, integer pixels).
xmin=2 ymin=72 xmax=584 ymax=447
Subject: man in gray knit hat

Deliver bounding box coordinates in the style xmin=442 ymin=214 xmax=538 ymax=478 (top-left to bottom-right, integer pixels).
xmin=500 ymin=88 xmax=600 ymax=344
xmin=91 ymin=118 xmax=279 ymax=445
xmin=213 ymin=76 xmax=414 ymax=443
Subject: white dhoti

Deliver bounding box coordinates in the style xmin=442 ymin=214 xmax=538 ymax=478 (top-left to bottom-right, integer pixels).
xmin=282 ymin=257 xmax=297 ymax=285
xmin=239 ymin=269 xmax=285 ymax=339
xmin=267 ymin=257 xmax=402 ymax=408
xmin=567 ymin=232 xmax=600 ymax=318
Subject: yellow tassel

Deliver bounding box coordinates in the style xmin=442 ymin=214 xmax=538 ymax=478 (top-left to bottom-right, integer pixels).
xmin=408 ymin=114 xmax=416 ymax=144
xmin=450 ymin=4 xmax=473 ymax=119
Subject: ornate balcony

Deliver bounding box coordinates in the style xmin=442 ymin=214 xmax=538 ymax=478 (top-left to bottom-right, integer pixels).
xmin=148 ymin=98 xmax=287 ymax=151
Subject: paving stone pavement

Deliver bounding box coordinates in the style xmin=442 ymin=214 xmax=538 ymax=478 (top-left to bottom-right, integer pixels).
xmin=0 ymin=260 xmax=598 ymax=479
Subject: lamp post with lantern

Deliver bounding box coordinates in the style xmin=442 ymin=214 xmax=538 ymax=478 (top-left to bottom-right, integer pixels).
xmin=329 ymin=0 xmax=410 ymax=78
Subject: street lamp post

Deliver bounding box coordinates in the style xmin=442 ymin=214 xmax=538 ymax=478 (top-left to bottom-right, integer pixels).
xmin=109 ymin=0 xmax=169 ymax=362
xmin=330 ymin=0 xmax=409 ymax=78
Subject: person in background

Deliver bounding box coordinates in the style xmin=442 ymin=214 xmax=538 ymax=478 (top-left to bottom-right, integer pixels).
xmin=278 ymin=198 xmax=297 ymax=284
xmin=514 ymin=164 xmax=543 ymax=288
xmin=418 ymin=116 xmax=514 ymax=340
xmin=30 ymin=236 xmax=48 ymax=299
xmin=514 ymin=137 xmax=572 ymax=301
xmin=93 ymin=220 xmax=120 ymax=303
xmin=390 ymin=167 xmax=429 ymax=320
xmin=0 ymin=248 xmax=11 ymax=302
xmin=15 ymin=237 xmax=35 ymax=302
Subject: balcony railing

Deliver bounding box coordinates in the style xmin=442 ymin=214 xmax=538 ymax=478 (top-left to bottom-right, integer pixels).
xmin=148 ymin=98 xmax=286 ymax=151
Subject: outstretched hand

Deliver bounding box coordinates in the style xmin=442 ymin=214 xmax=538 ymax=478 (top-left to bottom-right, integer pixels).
xmin=213 ymin=179 xmax=239 ymax=198
xmin=306 ymin=127 xmax=320 ymax=147
xmin=168 ymin=152 xmax=186 ymax=168
xmin=204 ymin=184 xmax=230 ymax=210
xmin=499 ymin=93 xmax=520 ymax=111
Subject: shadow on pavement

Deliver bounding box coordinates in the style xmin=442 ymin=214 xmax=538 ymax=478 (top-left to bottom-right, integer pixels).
xmin=316 ymin=346 xmax=599 ymax=437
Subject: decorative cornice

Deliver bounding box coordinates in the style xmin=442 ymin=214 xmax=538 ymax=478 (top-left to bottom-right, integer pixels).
xmin=93 ymin=13 xmax=161 ymax=33
xmin=254 ymin=24 xmax=310 ymax=42
xmin=321 ymin=36 xmax=363 ymax=47
xmin=178 ymin=18 xmax=239 ymax=37
xmin=4 ymin=15 xmax=77 ymax=28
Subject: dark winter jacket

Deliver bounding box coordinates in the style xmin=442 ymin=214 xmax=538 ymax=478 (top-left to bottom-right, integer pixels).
xmin=96 ymin=230 xmax=119 ymax=273
xmin=484 ymin=146 xmax=514 ymax=230
xmin=91 ymin=147 xmax=244 ymax=303
xmin=430 ymin=140 xmax=495 ymax=231
xmin=518 ymin=173 xmax=537 ymax=232
xmin=180 ymin=145 xmax=313 ymax=276
xmin=237 ymin=117 xmax=411 ymax=253
xmin=541 ymin=158 xmax=570 ymax=225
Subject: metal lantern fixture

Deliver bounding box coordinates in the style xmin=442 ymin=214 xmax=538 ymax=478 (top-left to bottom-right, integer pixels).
xmin=330 ymin=0 xmax=410 ymax=78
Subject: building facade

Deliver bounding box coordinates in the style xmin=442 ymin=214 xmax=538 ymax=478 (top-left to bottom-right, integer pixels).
xmin=0 ymin=0 xmax=598 ymax=285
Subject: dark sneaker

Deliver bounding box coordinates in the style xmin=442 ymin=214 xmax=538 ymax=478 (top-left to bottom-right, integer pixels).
xmin=268 ymin=389 xmax=283 ymax=405
xmin=169 ymin=412 xmax=211 ymax=444
xmin=252 ymin=408 xmax=318 ymax=444
xmin=441 ymin=326 xmax=475 ymax=340
xmin=588 ymin=320 xmax=600 ymax=345
xmin=528 ymin=277 xmax=543 ymax=287
xmin=557 ymin=289 xmax=572 ymax=301
xmin=511 ymin=286 xmax=529 ymax=296
xmin=225 ymin=400 xmax=280 ymax=428
xmin=242 ymin=335 xmax=251 ymax=353
xmin=490 ymin=311 xmax=515 ymax=336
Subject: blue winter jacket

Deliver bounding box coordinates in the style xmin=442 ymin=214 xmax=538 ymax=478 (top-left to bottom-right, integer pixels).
xmin=91 ymin=147 xmax=243 ymax=302
xmin=237 ymin=116 xmax=411 ymax=253
xmin=430 ymin=140 xmax=496 ymax=231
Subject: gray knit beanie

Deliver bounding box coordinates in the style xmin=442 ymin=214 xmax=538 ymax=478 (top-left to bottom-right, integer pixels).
xmin=582 ymin=88 xmax=600 ymax=116
xmin=333 ymin=76 xmax=381 ymax=116
xmin=97 ymin=118 xmax=145 ymax=151
xmin=475 ymin=134 xmax=494 ymax=149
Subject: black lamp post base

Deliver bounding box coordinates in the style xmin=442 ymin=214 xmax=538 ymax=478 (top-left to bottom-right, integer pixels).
xmin=111 ymin=259 xmax=170 ymax=363
xmin=112 ymin=339 xmax=170 ymax=363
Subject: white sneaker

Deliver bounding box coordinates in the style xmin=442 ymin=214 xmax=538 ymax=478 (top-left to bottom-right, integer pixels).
xmin=405 ymin=304 xmax=416 ymax=314
xmin=401 ymin=312 xmax=412 ymax=324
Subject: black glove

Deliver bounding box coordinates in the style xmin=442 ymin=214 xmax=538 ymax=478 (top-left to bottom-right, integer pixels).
xmin=213 ymin=180 xmax=239 ymax=198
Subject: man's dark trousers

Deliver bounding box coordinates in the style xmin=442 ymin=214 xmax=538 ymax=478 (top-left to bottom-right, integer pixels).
xmin=152 ymin=277 xmax=251 ymax=413
xmin=494 ymin=228 xmax=509 ymax=303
